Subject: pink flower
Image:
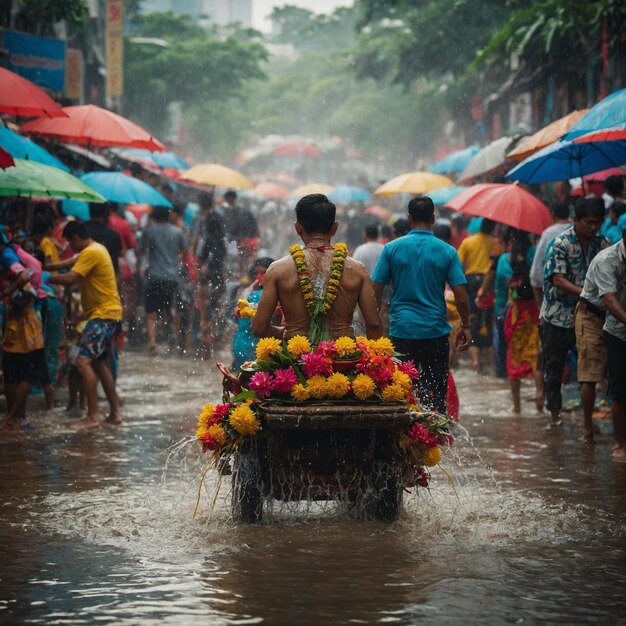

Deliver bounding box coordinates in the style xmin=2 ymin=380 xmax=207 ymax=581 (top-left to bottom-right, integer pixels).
xmin=272 ymin=367 xmax=298 ymax=394
xmin=316 ymin=341 xmax=338 ymax=358
xmin=213 ymin=403 xmax=232 ymax=418
xmin=398 ymin=360 xmax=419 ymax=380
xmin=248 ymin=371 xmax=274 ymax=399
xmin=301 ymin=352 xmax=333 ymax=378
xmin=200 ymin=433 xmax=218 ymax=451
xmin=407 ymin=422 xmax=438 ymax=447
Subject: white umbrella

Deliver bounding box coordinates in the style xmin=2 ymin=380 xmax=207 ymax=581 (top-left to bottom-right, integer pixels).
xmin=458 ymin=136 xmax=516 ymax=183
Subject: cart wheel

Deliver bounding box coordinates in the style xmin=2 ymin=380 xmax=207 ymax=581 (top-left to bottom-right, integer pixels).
xmin=372 ymin=463 xmax=403 ymax=522
xmin=232 ymin=453 xmax=263 ymax=524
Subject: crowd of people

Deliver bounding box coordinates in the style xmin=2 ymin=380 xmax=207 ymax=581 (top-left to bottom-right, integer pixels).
xmin=1 ymin=171 xmax=625 ymax=460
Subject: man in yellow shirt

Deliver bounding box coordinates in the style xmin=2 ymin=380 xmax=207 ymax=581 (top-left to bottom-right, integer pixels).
xmin=48 ymin=221 xmax=123 ymax=430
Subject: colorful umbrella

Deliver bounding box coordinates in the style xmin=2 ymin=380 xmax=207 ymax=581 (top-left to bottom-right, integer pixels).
xmin=118 ymin=148 xmax=189 ymax=170
xmin=290 ymin=183 xmax=334 ymax=197
xmin=79 ymin=172 xmax=172 ymax=207
xmin=328 ymin=185 xmax=371 ymax=203
xmin=0 ymin=159 xmax=106 ymax=202
xmin=563 ymin=88 xmax=626 ymax=140
xmin=247 ymin=182 xmax=290 ymax=200
xmin=446 ymin=183 xmax=552 ymax=235
xmin=506 ymin=139 xmax=626 ymax=184
xmin=272 ymin=142 xmax=323 ymax=158
xmin=0 ymin=67 xmax=67 ymax=118
xmin=364 ymin=205 xmax=391 ymax=220
xmin=181 ymin=163 xmax=253 ymax=189
xmin=61 ymin=199 xmax=90 ymax=221
xmin=458 ymin=136 xmax=516 ymax=183
xmin=374 ymin=172 xmax=453 ymax=196
xmin=427 ymin=186 xmax=468 ymax=205
xmin=428 ymin=146 xmax=479 ymax=174
xmin=507 ymin=110 xmax=588 ymax=161
xmin=583 ymin=167 xmax=626 ymax=182
xmin=0 ymin=126 xmax=69 ymax=171
xmin=572 ymin=126 xmax=626 ymax=143
xmin=0 ymin=147 xmax=15 ymax=170
xmin=21 ymin=104 xmax=166 ymax=151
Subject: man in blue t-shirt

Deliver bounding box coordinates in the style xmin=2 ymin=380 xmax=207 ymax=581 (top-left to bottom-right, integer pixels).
xmin=372 ymin=196 xmax=471 ymax=414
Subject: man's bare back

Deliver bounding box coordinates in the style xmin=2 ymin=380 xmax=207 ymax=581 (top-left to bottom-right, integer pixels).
xmin=252 ymin=246 xmax=383 ymax=340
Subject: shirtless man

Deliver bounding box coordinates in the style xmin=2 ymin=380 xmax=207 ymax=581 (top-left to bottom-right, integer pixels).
xmin=252 ymin=194 xmax=383 ymax=340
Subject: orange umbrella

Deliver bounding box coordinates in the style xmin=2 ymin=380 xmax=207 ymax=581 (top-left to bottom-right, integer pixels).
xmin=374 ymin=171 xmax=453 ymax=196
xmin=21 ymin=104 xmax=166 ymax=151
xmin=0 ymin=67 xmax=67 ymax=118
xmin=507 ymin=110 xmax=589 ymax=161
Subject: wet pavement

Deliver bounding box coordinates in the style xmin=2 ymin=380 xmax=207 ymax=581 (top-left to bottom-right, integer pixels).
xmin=1 ymin=351 xmax=625 ymax=625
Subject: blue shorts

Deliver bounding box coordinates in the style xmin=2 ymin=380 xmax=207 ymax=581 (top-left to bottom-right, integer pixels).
xmin=78 ymin=319 xmax=120 ymax=361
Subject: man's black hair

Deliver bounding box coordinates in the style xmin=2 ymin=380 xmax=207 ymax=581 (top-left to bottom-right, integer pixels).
xmin=89 ymin=203 xmax=111 ymax=220
xmin=480 ymin=218 xmax=497 ymax=234
xmin=605 ymin=175 xmax=624 ymax=198
xmin=407 ymin=196 xmax=434 ymax=223
xmin=224 ymin=190 xmax=237 ymax=201
xmin=63 ymin=220 xmax=89 ymax=240
xmin=551 ymin=200 xmax=570 ymax=220
xmin=255 ymin=257 xmax=274 ymax=269
xmin=365 ymin=224 xmax=379 ymax=239
xmin=610 ymin=201 xmax=626 ymax=219
xmin=31 ymin=216 xmax=53 ymax=236
xmin=432 ymin=223 xmax=452 ymax=243
xmin=393 ymin=218 xmax=410 ymax=236
xmin=574 ymin=197 xmax=605 ymax=220
xmin=295 ymin=194 xmax=336 ymax=234
xmin=151 ymin=206 xmax=170 ymax=223
xmin=198 ymin=191 xmax=213 ymax=209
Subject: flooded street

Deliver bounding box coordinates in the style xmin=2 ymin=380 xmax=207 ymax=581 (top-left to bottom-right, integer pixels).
xmin=2 ymin=351 xmax=626 ymax=625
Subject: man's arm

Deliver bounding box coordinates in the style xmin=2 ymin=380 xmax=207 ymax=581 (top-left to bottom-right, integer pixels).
xmin=251 ymin=265 xmax=283 ymax=339
xmin=603 ymin=293 xmax=626 ymax=326
xmin=372 ymin=281 xmax=384 ymax=308
xmin=47 ymin=271 xmax=82 ymax=287
xmin=0 ymin=270 xmax=30 ymax=299
xmin=450 ymin=283 xmax=472 ymax=352
xmin=45 ymin=254 xmax=78 ymax=272
xmin=359 ymin=274 xmax=383 ymax=339
xmin=552 ymin=273 xmax=582 ymax=297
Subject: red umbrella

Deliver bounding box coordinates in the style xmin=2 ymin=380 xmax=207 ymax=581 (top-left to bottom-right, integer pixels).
xmin=0 ymin=67 xmax=67 ymax=118
xmin=272 ymin=142 xmax=323 ymax=158
xmin=250 ymin=182 xmax=289 ymax=200
xmin=583 ymin=166 xmax=626 ymax=182
xmin=20 ymin=104 xmax=166 ymax=151
xmin=0 ymin=147 xmax=15 ymax=169
xmin=446 ymin=183 xmax=552 ymax=235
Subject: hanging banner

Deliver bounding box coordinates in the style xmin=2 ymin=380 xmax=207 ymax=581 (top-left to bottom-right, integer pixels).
xmin=65 ymin=49 xmax=84 ymax=100
xmin=3 ymin=30 xmax=66 ymax=93
xmin=105 ymin=0 xmax=124 ymax=98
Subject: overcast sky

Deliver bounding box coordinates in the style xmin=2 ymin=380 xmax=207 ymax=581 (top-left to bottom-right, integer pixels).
xmin=252 ymin=0 xmax=353 ymax=31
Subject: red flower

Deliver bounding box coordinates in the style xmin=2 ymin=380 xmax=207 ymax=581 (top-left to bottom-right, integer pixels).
xmin=301 ymin=352 xmax=333 ymax=377
xmin=248 ymin=371 xmax=274 ymax=398
xmin=272 ymin=367 xmax=298 ymax=394
xmin=316 ymin=341 xmax=338 ymax=358
xmin=398 ymin=360 xmax=419 ymax=379
xmin=214 ymin=403 xmax=232 ymax=418
xmin=407 ymin=422 xmax=438 ymax=447
xmin=200 ymin=432 xmax=218 ymax=451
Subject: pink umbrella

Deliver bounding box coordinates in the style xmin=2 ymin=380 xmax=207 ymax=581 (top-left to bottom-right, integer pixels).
xmin=365 ymin=205 xmax=391 ymax=220
xmin=446 ymin=183 xmax=552 ymax=235
xmin=583 ymin=166 xmax=626 ymax=182
xmin=250 ymin=182 xmax=290 ymax=200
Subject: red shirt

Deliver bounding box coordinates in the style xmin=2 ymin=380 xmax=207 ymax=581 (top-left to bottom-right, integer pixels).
xmin=108 ymin=212 xmax=136 ymax=255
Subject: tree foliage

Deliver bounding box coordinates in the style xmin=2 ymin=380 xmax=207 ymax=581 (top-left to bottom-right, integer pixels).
xmin=14 ymin=0 xmax=88 ymax=34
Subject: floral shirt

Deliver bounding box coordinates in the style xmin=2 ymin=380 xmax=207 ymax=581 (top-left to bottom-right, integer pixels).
xmin=540 ymin=225 xmax=608 ymax=328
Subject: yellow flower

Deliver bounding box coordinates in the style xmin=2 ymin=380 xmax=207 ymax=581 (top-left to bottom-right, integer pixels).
xmin=352 ymin=373 xmax=376 ymax=400
xmin=196 ymin=402 xmax=215 ymax=429
xmin=334 ymin=336 xmax=357 ymax=358
xmin=326 ymin=372 xmax=351 ymax=398
xmin=392 ymin=369 xmax=412 ymax=391
xmin=196 ymin=425 xmax=208 ymax=439
xmin=291 ymin=383 xmax=310 ymax=401
xmin=371 ymin=337 xmax=395 ymax=356
xmin=287 ymin=335 xmax=312 ymax=358
xmin=256 ymin=337 xmax=282 ymax=361
xmin=229 ymin=403 xmax=261 ymax=436
xmin=381 ymin=383 xmax=406 ymax=403
xmin=307 ymin=375 xmax=328 ymax=399
xmin=207 ymin=424 xmax=228 ymax=446
xmin=421 ymin=445 xmax=442 ymax=467
xmin=237 ymin=299 xmax=248 ymax=308
xmin=409 ymin=402 xmax=421 ymax=413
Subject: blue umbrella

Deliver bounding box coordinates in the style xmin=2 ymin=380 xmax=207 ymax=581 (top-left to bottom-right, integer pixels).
xmin=563 ymin=88 xmax=626 ymax=140
xmin=506 ymin=139 xmax=626 ymax=184
xmin=427 ymin=186 xmax=468 ymax=205
xmin=428 ymin=146 xmax=479 ymax=174
xmin=61 ymin=199 xmax=90 ymax=220
xmin=121 ymin=148 xmax=189 ymax=170
xmin=79 ymin=171 xmax=173 ymax=207
xmin=0 ymin=126 xmax=69 ymax=171
xmin=328 ymin=185 xmax=371 ymax=203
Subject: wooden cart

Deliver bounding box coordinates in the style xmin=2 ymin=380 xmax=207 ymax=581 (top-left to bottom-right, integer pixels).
xmin=231 ymin=402 xmax=413 ymax=524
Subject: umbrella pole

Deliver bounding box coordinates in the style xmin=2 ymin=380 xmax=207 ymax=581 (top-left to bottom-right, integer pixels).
xmin=578 ymin=157 xmax=586 ymax=196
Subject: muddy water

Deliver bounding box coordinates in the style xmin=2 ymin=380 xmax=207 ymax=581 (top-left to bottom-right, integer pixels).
xmin=1 ymin=353 xmax=625 ymax=625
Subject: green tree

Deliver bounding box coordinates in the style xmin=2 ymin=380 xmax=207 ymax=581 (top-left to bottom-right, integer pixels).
xmin=13 ymin=0 xmax=88 ymax=34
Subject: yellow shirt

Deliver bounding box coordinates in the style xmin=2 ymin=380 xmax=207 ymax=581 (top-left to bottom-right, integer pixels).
xmin=40 ymin=236 xmax=60 ymax=266
xmin=457 ymin=232 xmax=496 ymax=275
xmin=2 ymin=307 xmax=44 ymax=353
xmin=72 ymin=242 xmax=122 ymax=321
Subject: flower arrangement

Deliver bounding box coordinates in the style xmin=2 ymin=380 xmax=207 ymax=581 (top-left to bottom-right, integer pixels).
xmin=235 ymin=298 xmax=256 ymax=318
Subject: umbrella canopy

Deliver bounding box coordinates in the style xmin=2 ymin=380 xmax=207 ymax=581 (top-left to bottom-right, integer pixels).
xmin=506 ymin=139 xmax=626 ymax=184
xmin=364 ymin=205 xmax=391 ymax=220
xmin=446 ymin=183 xmax=552 ymax=235
xmin=571 ymin=125 xmax=626 ymax=143
xmin=0 ymin=126 xmax=69 ymax=171
xmin=0 ymin=67 xmax=67 ymax=118
xmin=563 ymin=88 xmax=626 ymax=140
xmin=507 ymin=110 xmax=588 ymax=161
xmin=428 ymin=146 xmax=480 ymax=174
xmin=272 ymin=142 xmax=323 ymax=158
xmin=427 ymin=185 xmax=469 ymax=205
xmin=247 ymin=182 xmax=290 ymax=200
xmin=0 ymin=147 xmax=15 ymax=170
xmin=21 ymin=104 xmax=166 ymax=151
xmin=118 ymin=148 xmax=189 ymax=170
xmin=458 ymin=136 xmax=516 ymax=182
xmin=328 ymin=185 xmax=371 ymax=203
xmin=290 ymin=183 xmax=334 ymax=197
xmin=181 ymin=163 xmax=253 ymax=189
xmin=79 ymin=172 xmax=172 ymax=207
xmin=61 ymin=199 xmax=90 ymax=221
xmin=0 ymin=159 xmax=105 ymax=202
xmin=583 ymin=166 xmax=626 ymax=182
xmin=374 ymin=172 xmax=453 ymax=196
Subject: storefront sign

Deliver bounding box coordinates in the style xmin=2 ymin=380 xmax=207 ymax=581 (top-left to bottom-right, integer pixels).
xmin=105 ymin=0 xmax=124 ymax=98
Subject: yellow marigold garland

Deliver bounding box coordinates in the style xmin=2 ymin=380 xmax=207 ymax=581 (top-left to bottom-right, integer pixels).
xmin=381 ymin=383 xmax=406 ymax=403
xmin=291 ymin=383 xmax=310 ymax=401
xmin=352 ymin=373 xmax=376 ymax=400
xmin=326 ymin=372 xmax=351 ymax=398
xmin=307 ymin=375 xmax=328 ymax=399
xmin=229 ymin=403 xmax=261 ymax=435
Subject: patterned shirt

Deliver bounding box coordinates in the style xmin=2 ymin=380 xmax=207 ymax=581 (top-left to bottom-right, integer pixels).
xmin=595 ymin=240 xmax=626 ymax=341
xmin=540 ymin=225 xmax=608 ymax=328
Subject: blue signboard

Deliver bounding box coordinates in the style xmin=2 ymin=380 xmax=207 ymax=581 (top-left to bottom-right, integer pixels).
xmin=3 ymin=30 xmax=66 ymax=93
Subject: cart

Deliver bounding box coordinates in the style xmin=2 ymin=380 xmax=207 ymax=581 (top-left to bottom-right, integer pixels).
xmin=231 ymin=402 xmax=413 ymax=524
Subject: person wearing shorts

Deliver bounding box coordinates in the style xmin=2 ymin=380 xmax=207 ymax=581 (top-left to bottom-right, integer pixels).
xmin=48 ymin=221 xmax=123 ymax=430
